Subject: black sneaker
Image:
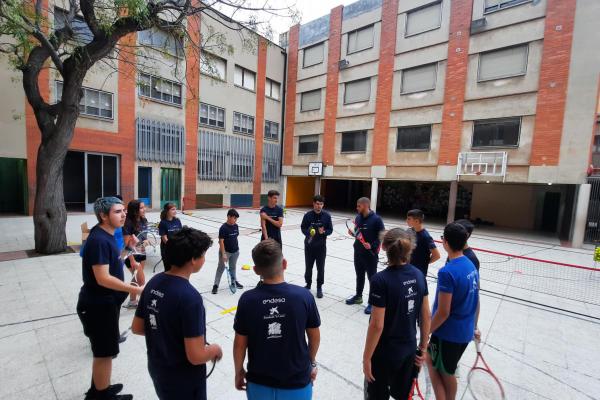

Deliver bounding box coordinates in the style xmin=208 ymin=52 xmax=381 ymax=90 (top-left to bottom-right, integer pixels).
xmin=304 ymin=284 xmax=311 ymax=290
xmin=118 ymin=333 xmax=127 ymax=344
xmin=212 ymin=285 xmax=218 ymax=294
xmin=84 ymin=384 xmax=125 ymax=399
xmin=345 ymin=295 xmax=363 ymax=305
xmin=235 ymin=281 xmax=244 ymax=289
xmin=364 ymin=304 xmax=372 ymax=315
xmin=316 ymin=287 xmax=323 ymax=299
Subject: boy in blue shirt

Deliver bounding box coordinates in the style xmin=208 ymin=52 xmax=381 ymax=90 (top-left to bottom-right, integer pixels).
xmin=345 ymin=197 xmax=385 ymax=315
xmin=260 ymin=190 xmax=284 ymax=247
xmin=233 ymin=239 xmax=321 ymax=400
xmin=427 ymin=223 xmax=479 ymax=400
xmin=212 ymin=208 xmax=244 ymax=293
xmin=407 ymin=209 xmax=440 ymax=281
xmin=132 ymin=227 xmax=223 ymax=400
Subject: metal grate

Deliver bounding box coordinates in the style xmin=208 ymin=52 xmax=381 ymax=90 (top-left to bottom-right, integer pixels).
xmin=136 ymin=118 xmax=185 ymax=165
xmin=262 ymin=142 xmax=281 ymax=183
xmin=584 ymin=177 xmax=600 ymax=243
xmin=198 ymin=130 xmax=260 ymax=183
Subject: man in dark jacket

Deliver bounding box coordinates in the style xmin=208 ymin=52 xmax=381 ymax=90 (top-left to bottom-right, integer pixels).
xmin=301 ymin=195 xmax=333 ymax=298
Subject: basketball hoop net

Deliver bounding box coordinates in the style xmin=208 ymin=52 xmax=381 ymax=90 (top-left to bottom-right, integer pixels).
xmin=475 ymin=171 xmax=483 ymax=176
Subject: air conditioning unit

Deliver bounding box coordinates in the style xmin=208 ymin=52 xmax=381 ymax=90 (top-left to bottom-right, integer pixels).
xmin=470 ymin=18 xmax=487 ymax=33
xmin=338 ymin=59 xmax=350 ymax=70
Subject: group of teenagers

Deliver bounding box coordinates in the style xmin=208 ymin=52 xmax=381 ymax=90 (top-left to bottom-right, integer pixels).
xmin=77 ymin=190 xmax=480 ymax=400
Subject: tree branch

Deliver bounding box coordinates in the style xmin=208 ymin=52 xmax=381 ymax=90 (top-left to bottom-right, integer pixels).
xmin=79 ymin=0 xmax=101 ymax=37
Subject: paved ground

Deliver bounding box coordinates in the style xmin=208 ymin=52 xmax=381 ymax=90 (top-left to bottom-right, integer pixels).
xmin=1 ymin=208 xmax=599 ymax=400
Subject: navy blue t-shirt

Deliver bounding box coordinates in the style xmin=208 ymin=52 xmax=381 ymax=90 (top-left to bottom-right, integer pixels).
xmin=219 ymin=223 xmax=239 ymax=253
xmin=135 ymin=273 xmax=207 ymax=397
xmin=369 ymin=264 xmax=428 ymax=362
xmin=432 ymin=256 xmax=479 ymax=344
xmin=158 ymin=218 xmax=182 ymax=239
xmin=354 ymin=211 xmax=385 ymax=255
xmin=79 ymin=225 xmax=127 ymax=305
xmin=410 ymin=228 xmax=437 ymax=277
xmin=301 ymin=210 xmax=333 ymax=247
xmin=234 ymin=283 xmax=321 ymax=389
xmin=123 ymin=218 xmax=148 ymax=239
xmin=260 ymin=205 xmax=284 ymax=243
xmin=463 ymin=247 xmax=480 ymax=271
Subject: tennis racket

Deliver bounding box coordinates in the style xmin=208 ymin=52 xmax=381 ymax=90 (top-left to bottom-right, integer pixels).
xmin=467 ymin=339 xmax=506 ymax=400
xmin=225 ymin=261 xmax=237 ymax=294
xmin=205 ymin=341 xmax=217 ymax=378
xmin=122 ymin=231 xmax=159 ymax=260
xmin=408 ymin=349 xmax=425 ymax=400
xmin=346 ymin=219 xmax=380 ymax=256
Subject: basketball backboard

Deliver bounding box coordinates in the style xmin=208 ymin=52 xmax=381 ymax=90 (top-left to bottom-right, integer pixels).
xmin=308 ymin=162 xmax=323 ymax=176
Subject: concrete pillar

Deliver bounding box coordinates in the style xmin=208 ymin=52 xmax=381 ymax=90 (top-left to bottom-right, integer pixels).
xmin=370 ymin=177 xmax=379 ymax=213
xmin=314 ymin=177 xmax=321 ymax=195
xmin=281 ymin=176 xmax=288 ymax=208
xmin=571 ymin=183 xmax=591 ymax=248
xmin=447 ymin=181 xmax=458 ymax=224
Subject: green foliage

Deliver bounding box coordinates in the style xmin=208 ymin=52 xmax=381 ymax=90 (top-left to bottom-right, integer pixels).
xmin=0 ymin=0 xmax=39 ymax=68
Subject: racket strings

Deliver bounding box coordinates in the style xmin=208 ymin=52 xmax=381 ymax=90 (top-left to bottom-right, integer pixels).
xmin=468 ymin=369 xmax=504 ymax=399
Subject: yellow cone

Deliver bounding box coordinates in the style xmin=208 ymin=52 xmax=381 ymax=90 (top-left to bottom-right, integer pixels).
xmin=241 ymin=264 xmax=251 ymax=270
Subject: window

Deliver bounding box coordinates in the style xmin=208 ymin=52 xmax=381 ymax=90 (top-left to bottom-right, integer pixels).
xmin=138 ymin=73 xmax=182 ymax=105
xmin=233 ymin=112 xmax=255 ymax=135
xmin=264 ymin=121 xmax=279 ymax=141
xmin=54 ymin=8 xmax=93 ymax=44
xmin=341 ymin=130 xmax=367 ymax=153
xmin=484 ymin=0 xmax=531 ymax=13
xmin=401 ymin=63 xmax=437 ymax=94
xmin=200 ymin=103 xmax=225 ymax=129
xmin=303 ymin=43 xmax=324 ymax=68
xmin=138 ymin=28 xmax=184 ymax=58
xmin=200 ymin=54 xmax=226 ymax=80
xmin=344 ymin=78 xmax=371 ymax=104
xmin=472 ymin=118 xmax=521 ymax=148
xmin=234 ymin=65 xmax=256 ymax=91
xmin=396 ymin=125 xmax=431 ymax=151
xmin=405 ymin=2 xmax=442 ymax=37
xmin=301 ymin=89 xmax=321 ymax=111
xmin=266 ymin=79 xmax=281 ymax=100
xmin=347 ymin=24 xmax=374 ymax=54
xmin=478 ymin=45 xmax=528 ymax=81
xmin=56 ymin=81 xmax=113 ymax=119
xmin=299 ymin=135 xmax=319 ymax=154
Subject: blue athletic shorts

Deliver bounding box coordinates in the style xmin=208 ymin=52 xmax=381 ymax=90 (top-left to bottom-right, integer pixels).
xmin=247 ymin=382 xmax=312 ymax=400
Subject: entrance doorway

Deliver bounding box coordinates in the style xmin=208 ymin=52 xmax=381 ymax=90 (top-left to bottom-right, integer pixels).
xmin=138 ymin=167 xmax=152 ymax=207
xmin=160 ymin=168 xmax=181 ymax=208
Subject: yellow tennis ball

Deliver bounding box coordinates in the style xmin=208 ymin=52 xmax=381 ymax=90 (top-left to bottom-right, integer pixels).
xmin=310 ymin=228 xmax=316 ymax=236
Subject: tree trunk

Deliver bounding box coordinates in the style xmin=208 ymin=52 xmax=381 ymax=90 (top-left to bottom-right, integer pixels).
xmin=33 ymin=114 xmax=77 ymax=254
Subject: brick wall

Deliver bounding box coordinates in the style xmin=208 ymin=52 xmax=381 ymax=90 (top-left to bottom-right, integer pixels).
xmin=322 ymin=5 xmax=344 ymax=165
xmin=184 ymin=15 xmax=201 ymax=210
xmin=530 ymin=0 xmax=577 ymax=166
xmin=283 ymin=25 xmax=300 ymax=166
xmin=372 ymin=0 xmax=399 ymax=166
xmin=252 ymin=38 xmax=268 ymax=207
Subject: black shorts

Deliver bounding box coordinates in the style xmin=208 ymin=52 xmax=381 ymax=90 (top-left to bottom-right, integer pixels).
xmin=125 ymin=253 xmax=146 ymax=269
xmin=365 ymin=354 xmax=415 ymax=400
xmin=428 ymin=335 xmax=468 ymax=376
xmin=77 ymin=301 xmax=121 ymax=358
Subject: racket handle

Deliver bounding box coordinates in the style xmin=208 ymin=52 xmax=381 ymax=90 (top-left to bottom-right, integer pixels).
xmin=474 ymin=338 xmax=482 ymax=353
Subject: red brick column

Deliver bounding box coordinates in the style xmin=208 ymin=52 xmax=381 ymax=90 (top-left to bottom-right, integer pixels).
xmin=183 ymin=15 xmax=201 ymax=210
xmin=437 ymin=0 xmax=474 ymax=166
xmin=252 ymin=38 xmax=268 ymax=208
xmin=322 ymin=6 xmax=344 ymax=165
xmin=530 ymin=0 xmax=577 ymax=166
xmin=283 ymin=24 xmax=299 ymax=167
xmin=372 ymin=0 xmax=399 ymax=166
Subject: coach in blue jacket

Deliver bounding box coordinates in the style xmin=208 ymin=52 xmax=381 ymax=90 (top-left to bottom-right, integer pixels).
xmin=301 ymin=195 xmax=333 ymax=299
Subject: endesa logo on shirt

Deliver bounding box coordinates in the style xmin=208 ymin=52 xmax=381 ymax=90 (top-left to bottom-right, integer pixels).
xmin=262 ymin=297 xmax=286 ymax=305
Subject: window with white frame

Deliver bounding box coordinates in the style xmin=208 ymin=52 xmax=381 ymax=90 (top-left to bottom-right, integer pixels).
xmin=234 ymin=65 xmax=256 ymax=91
xmin=341 ymin=130 xmax=367 ymax=153
xmin=56 ymin=81 xmax=113 ymax=119
xmin=233 ymin=112 xmax=255 ymax=135
xmin=303 ymin=42 xmax=324 ymax=68
xmin=298 ymin=135 xmax=319 ymax=154
xmin=301 ymin=89 xmax=322 ymax=111
xmin=478 ymin=44 xmax=529 ymax=81
xmin=200 ymin=53 xmax=226 ymax=80
xmin=264 ymin=120 xmax=279 ymax=140
xmin=396 ymin=125 xmax=432 ymax=151
xmin=472 ymin=117 xmax=521 ymax=148
xmin=138 ymin=73 xmax=182 ymax=105
xmin=344 ymin=78 xmax=371 ymax=104
xmin=54 ymin=8 xmax=93 ymax=44
xmin=266 ymin=79 xmax=281 ymax=100
xmin=401 ymin=63 xmax=437 ymax=94
xmin=138 ymin=28 xmax=184 ymax=58
xmin=200 ymin=103 xmax=225 ymax=129
xmin=484 ymin=0 xmax=531 ymax=14
xmin=405 ymin=2 xmax=442 ymax=37
xmin=347 ymin=24 xmax=374 ymax=54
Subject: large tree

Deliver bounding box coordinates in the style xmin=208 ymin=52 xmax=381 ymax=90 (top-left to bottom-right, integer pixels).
xmin=0 ymin=0 xmax=297 ymax=253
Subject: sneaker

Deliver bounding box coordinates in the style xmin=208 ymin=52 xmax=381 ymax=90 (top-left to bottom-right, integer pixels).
xmin=118 ymin=333 xmax=127 ymax=344
xmin=304 ymin=284 xmax=311 ymax=290
xmin=84 ymin=384 xmax=126 ymax=399
xmin=123 ymin=300 xmax=138 ymax=309
xmin=235 ymin=281 xmax=244 ymax=289
xmin=316 ymin=287 xmax=323 ymax=299
xmin=345 ymin=295 xmax=363 ymax=305
xmin=364 ymin=304 xmax=372 ymax=315
xmin=212 ymin=285 xmax=218 ymax=294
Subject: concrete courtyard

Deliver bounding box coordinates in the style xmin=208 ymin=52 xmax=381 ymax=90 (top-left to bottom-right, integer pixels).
xmin=1 ymin=208 xmax=599 ymax=400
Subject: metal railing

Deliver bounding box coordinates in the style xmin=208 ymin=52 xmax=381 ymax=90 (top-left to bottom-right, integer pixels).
xmin=136 ymin=118 xmax=185 ymax=165
xmin=262 ymin=142 xmax=281 ymax=183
